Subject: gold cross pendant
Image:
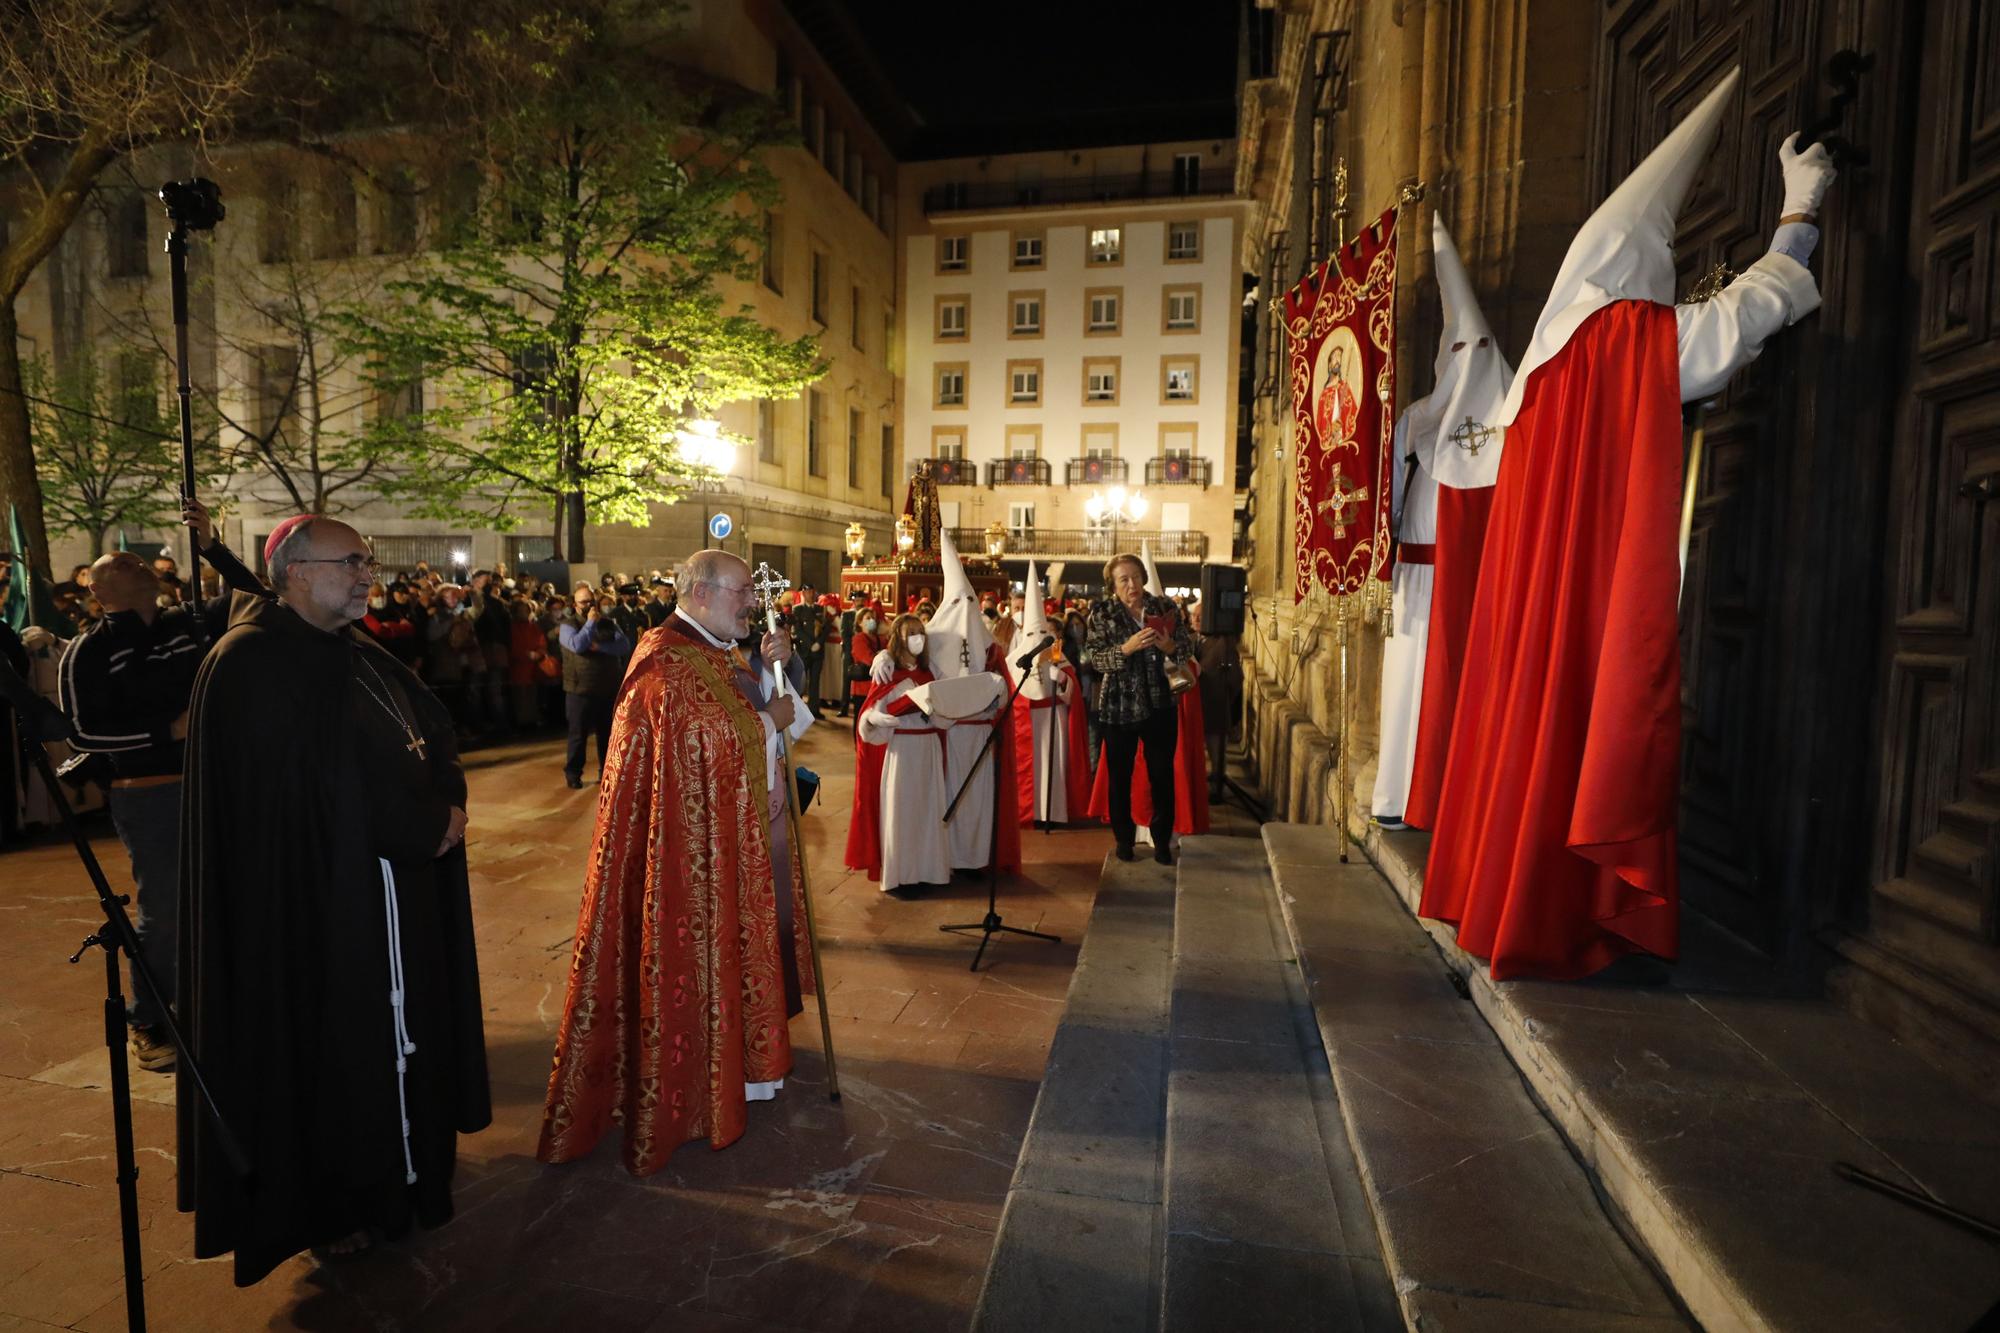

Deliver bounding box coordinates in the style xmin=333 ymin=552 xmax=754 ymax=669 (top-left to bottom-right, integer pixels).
xmin=404 ymin=726 xmax=428 ymax=762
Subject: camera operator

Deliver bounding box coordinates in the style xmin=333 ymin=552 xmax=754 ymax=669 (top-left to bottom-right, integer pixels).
xmin=55 ymin=499 xmax=263 ymax=1072
xmin=557 ymin=584 xmax=630 ymax=789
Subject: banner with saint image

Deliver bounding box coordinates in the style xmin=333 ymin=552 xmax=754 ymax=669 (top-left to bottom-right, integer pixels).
xmin=1285 ymin=205 xmax=1398 ymax=601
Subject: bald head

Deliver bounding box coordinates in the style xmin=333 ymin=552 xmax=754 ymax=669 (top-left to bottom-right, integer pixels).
xmin=89 ymin=552 xmax=160 ymax=617
xmin=679 ymin=550 xmax=755 ymax=641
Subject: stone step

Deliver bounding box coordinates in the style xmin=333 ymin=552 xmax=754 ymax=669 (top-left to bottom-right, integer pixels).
xmin=1161 ymin=836 xmax=1399 ymax=1330
xmin=1289 ymin=820 xmax=2000 ymax=1332
xmin=974 ymin=852 xmax=1176 ymax=1333
xmin=1262 ymin=824 xmax=1690 ymax=1332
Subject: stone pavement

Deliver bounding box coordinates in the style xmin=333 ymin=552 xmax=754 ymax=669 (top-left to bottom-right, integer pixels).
xmin=0 ymin=718 xmax=1114 ymax=1332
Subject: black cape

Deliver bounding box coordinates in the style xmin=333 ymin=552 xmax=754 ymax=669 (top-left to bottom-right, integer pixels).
xmin=176 ymin=593 xmax=490 ymax=1286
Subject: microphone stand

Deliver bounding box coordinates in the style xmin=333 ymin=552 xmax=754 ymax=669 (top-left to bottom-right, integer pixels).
xmin=939 ymin=650 xmax=1060 ymax=971
xmin=0 ymin=659 xmax=248 ymax=1333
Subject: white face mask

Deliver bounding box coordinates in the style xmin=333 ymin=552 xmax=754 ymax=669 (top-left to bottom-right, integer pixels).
xmin=906 ymin=634 xmax=926 ymax=655
xmin=368 ymin=597 xmax=386 ymax=610
xmin=862 ymin=618 xmax=878 ymax=633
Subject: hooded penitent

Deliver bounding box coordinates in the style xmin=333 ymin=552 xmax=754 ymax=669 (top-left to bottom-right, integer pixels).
xmin=1386 ymin=216 xmax=1515 ymax=827
xmin=923 ymin=527 xmax=994 ymax=681
xmin=1417 ymin=69 xmax=1740 ymax=981
xmin=1010 ymin=561 xmax=1090 ymax=824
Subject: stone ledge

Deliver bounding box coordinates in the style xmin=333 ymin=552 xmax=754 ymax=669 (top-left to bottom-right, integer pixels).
xmin=1316 ymin=819 xmax=2000 ymax=1333
xmin=1265 ymin=829 xmax=1687 ymax=1331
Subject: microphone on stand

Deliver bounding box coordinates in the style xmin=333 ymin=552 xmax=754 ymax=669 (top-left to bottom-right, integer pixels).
xmin=1013 ymin=634 xmax=1056 ymax=673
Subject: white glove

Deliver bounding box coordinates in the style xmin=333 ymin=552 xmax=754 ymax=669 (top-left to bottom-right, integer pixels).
xmin=869 ymin=651 xmax=897 ymax=685
xmin=1778 ymin=132 xmax=1835 ymax=218
xmin=863 ymin=707 xmax=895 ymax=731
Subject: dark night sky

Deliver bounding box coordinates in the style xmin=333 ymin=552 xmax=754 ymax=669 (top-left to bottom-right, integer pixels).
xmin=805 ymin=1 xmax=1242 ymax=158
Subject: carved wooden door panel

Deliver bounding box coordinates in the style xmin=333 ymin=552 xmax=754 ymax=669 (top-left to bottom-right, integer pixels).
xmin=1596 ymin=0 xmax=1830 ymax=954
xmin=1864 ymin=0 xmax=2000 ymax=1007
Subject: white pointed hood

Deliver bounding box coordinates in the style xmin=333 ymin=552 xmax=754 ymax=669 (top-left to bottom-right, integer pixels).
xmin=1413 ymin=216 xmax=1515 ymax=489
xmin=1142 ymin=541 xmax=1165 ymax=598
xmin=923 ymin=526 xmax=993 ymax=678
xmin=1496 ymin=67 xmax=1739 ymax=427
xmin=1015 ymin=560 xmax=1053 ymax=699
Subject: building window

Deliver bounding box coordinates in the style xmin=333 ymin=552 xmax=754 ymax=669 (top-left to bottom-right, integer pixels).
xmin=1086 ymin=288 xmax=1121 ymax=335
xmin=1007 ymin=359 xmax=1042 ymax=406
xmin=314 ymin=175 xmax=357 ymax=259
xmin=1011 ymin=230 xmax=1044 ymax=269
xmin=807 ymin=389 xmax=826 ymax=476
xmin=1088 ymin=227 xmax=1122 ymax=265
xmin=1167 ymin=220 xmax=1201 ymax=261
xmin=864 ymin=171 xmax=879 ymax=220
xmin=880 ymin=424 xmax=894 ymax=498
xmin=1009 ymin=291 xmax=1043 ymax=337
xmin=1161 ymin=424 xmax=1197 ymax=458
xmin=1009 ymin=502 xmax=1036 ymax=535
xmin=762 ymin=211 xmax=783 ymax=293
xmin=260 ymin=184 xmax=296 ymax=264
xmin=848 ymin=152 xmax=864 ymax=200
xmin=933 ymin=427 xmax=965 ymax=460
xmin=1006 ymin=426 xmax=1040 ymax=459
xmin=830 ymin=129 xmax=847 ymax=186
xmin=882 ymin=305 xmax=894 ymax=367
xmin=1163 ymin=286 xmax=1201 ymax=333
xmin=935 ymin=362 xmax=967 ymax=408
xmin=374 ymin=171 xmax=419 ymax=255
xmin=937 ymin=235 xmax=968 ymax=273
xmin=848 ymin=407 xmax=862 ymax=488
xmin=1162 ymin=356 xmax=1200 ymax=403
xmin=1172 ymin=153 xmax=1201 ymax=194
xmin=758 ymin=398 xmax=778 ymax=464
xmin=255 ymin=344 xmax=300 ymax=442
xmin=369 ymin=357 xmax=423 ymax=424
xmin=810 ymin=249 xmax=828 ymax=324
xmin=936 ymin=295 xmax=968 ymax=340
xmin=1083 ymin=425 xmax=1119 ymax=458
xmin=1083 ymin=357 xmax=1120 ymax=405
xmin=107 ymin=194 xmax=149 ymax=278
xmin=804 ymin=100 xmax=824 ymax=159
xmin=851 ymin=283 xmax=864 ymax=348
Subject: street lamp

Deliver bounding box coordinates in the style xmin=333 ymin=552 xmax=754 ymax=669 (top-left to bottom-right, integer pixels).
xmin=844 ymin=521 xmax=868 ymax=564
xmin=1082 ymin=486 xmax=1146 ymax=555
xmin=984 ymin=519 xmax=1008 ymax=561
xmin=675 ymin=417 xmax=736 ymax=475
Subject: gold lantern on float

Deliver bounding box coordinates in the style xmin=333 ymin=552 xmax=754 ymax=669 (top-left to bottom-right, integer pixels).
xmin=844 ymin=521 xmax=867 ymax=564
xmin=984 ymin=519 xmax=1008 ymax=560
xmin=894 ymin=515 xmax=917 ymax=556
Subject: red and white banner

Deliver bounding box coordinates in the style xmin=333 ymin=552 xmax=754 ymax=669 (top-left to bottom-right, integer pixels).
xmin=1286 ymin=206 xmax=1398 ymax=601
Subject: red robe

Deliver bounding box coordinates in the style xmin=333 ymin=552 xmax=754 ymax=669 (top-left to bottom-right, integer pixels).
xmin=1401 ymin=483 xmax=1497 ymax=829
xmin=1418 ymin=301 xmax=1682 ymax=980
xmin=1012 ymin=662 xmax=1091 ymax=825
xmin=844 ymin=666 xmax=939 ymax=881
xmin=538 ymin=622 xmax=815 ymax=1174
xmin=976 ymin=643 xmax=1025 ymax=871
xmin=1086 ymin=686 xmax=1212 ymax=835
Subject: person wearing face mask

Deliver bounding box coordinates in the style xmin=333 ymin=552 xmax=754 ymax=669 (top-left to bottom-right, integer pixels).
xmin=363 ymin=581 xmax=420 ymax=669
xmin=846 ymin=602 xmax=885 ymax=734
xmin=846 ymin=613 xmax=951 ymax=892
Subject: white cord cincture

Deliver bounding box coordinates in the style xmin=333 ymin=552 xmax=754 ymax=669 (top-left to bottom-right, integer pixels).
xmin=380 ymin=857 xmax=419 ymax=1186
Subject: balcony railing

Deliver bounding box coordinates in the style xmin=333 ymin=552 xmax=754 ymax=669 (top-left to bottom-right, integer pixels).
xmin=909 ymin=456 xmax=975 ymax=486
xmin=1065 ymin=456 xmax=1131 ymax=486
xmin=949 ymin=527 xmax=1209 ymax=562
xmin=1145 ymin=456 xmax=1214 ymax=487
xmin=924 ymin=170 xmax=1234 ymax=215
xmin=986 ymin=457 xmax=1053 ymax=487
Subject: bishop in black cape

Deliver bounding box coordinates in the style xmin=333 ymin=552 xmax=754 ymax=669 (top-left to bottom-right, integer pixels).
xmin=176 ymin=592 xmax=490 ymax=1285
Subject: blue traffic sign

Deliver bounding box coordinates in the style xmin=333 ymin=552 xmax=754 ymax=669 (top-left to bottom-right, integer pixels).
xmin=708 ymin=512 xmax=733 ymax=540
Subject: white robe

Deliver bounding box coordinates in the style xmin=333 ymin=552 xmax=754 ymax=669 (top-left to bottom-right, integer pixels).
xmin=1370 ymin=250 xmax=1820 ymax=820
xmin=943 ymin=706 xmax=999 ymax=869
xmin=1012 ymin=662 xmax=1077 ymax=823
xmin=860 ymin=678 xmax=952 ymax=891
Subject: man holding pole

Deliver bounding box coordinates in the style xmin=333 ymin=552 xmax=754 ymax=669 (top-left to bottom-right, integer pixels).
xmin=537 ymin=550 xmax=833 ymax=1176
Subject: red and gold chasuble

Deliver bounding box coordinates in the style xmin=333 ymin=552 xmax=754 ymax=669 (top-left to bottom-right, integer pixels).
xmin=538 ymin=628 xmax=815 ymax=1174
xmin=1287 ymin=206 xmax=1398 ymax=601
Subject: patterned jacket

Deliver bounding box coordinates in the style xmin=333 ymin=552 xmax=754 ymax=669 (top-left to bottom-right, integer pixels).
xmin=1083 ymin=593 xmax=1195 ymax=727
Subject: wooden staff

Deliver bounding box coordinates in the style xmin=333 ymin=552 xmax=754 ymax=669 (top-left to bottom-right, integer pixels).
xmin=751 ymin=563 xmax=840 ymax=1102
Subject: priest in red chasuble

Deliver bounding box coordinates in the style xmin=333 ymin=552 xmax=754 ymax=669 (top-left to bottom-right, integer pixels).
xmin=1418 ymin=69 xmax=1837 ymax=980
xmin=538 ymin=550 xmax=816 ymax=1175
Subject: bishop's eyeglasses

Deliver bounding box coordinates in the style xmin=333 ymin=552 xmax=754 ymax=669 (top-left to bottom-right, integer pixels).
xmin=292 ymin=554 xmax=382 ymax=576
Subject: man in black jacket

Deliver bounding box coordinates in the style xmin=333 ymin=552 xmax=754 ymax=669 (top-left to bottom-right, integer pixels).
xmin=57 ymin=500 xmax=263 ymax=1071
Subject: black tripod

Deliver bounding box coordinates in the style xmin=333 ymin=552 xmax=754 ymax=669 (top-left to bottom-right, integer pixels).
xmin=0 ymin=662 xmax=247 ymax=1333
xmin=939 ymin=650 xmax=1061 ymax=971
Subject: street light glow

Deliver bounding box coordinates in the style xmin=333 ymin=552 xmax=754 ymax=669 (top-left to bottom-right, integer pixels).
xmin=676 ymin=418 xmax=736 ymax=475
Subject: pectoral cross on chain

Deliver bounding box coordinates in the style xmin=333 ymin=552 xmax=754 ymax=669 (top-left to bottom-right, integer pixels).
xmin=402 ymin=725 xmax=427 ymax=762
xmin=1449 ymin=416 xmax=1497 ymax=458
xmin=1317 ymin=469 xmax=1369 ymax=539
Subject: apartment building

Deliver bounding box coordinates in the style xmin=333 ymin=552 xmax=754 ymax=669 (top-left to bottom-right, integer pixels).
xmin=897 ymin=142 xmax=1246 ymax=592
xmin=12 ymin=0 xmax=904 ymax=594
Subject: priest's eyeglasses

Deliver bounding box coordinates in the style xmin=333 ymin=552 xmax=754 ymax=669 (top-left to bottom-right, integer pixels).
xmin=293 ymin=554 xmax=382 ymax=576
